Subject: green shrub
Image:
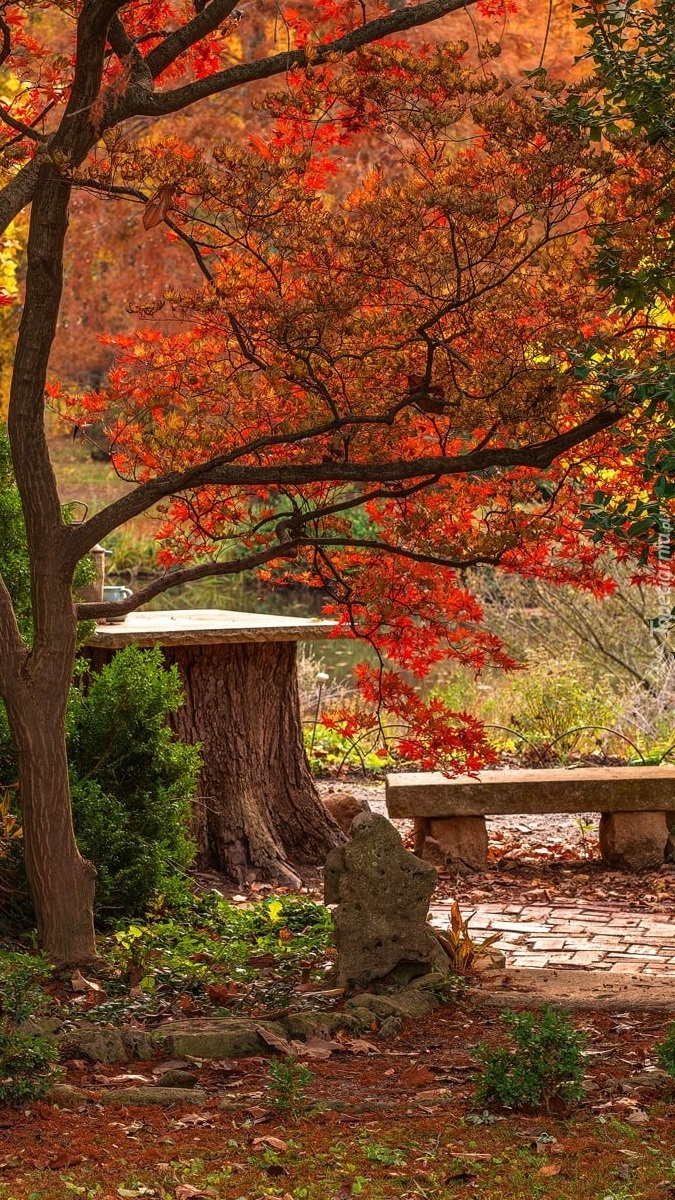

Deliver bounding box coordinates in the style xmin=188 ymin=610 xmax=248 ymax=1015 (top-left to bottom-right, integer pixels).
xmin=0 ymin=952 xmax=59 ymax=1107
xmin=495 ymin=653 xmax=616 ymax=759
xmin=68 ymin=646 xmax=200 ymax=919
xmin=268 ymin=1055 xmax=314 ymax=1116
xmin=0 ymin=1027 xmax=59 ymax=1108
xmin=656 ymin=1023 xmax=675 ymax=1078
xmin=474 ymin=1007 xmax=587 ymax=1113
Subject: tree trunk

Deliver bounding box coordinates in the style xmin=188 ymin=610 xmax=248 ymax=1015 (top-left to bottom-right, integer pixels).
xmin=4 ymin=676 xmax=97 ymax=965
xmin=89 ymin=639 xmax=343 ymax=886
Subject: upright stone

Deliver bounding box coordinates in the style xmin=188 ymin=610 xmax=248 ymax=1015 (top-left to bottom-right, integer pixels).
xmin=599 ymin=811 xmax=668 ymax=870
xmin=324 ymin=812 xmax=449 ymax=986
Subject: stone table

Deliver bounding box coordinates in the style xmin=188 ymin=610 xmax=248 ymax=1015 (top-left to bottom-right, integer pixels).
xmin=86 ymin=609 xmax=341 ymax=885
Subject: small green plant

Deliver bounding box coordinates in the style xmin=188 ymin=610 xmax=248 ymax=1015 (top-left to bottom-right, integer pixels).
xmin=364 ymin=1143 xmax=407 ymax=1166
xmin=656 ymin=1022 xmax=675 ymax=1078
xmin=474 ymin=1006 xmax=587 ymax=1113
xmin=268 ymin=1055 xmax=313 ymax=1116
xmin=0 ymin=952 xmax=59 ymax=1107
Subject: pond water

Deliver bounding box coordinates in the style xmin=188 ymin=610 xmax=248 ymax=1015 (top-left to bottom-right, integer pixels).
xmin=143 ymin=573 xmax=376 ymax=682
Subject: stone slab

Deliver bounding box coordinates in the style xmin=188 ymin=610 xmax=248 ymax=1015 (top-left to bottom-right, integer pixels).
xmin=88 ymin=608 xmax=337 ymax=648
xmin=471 ymin=967 xmax=675 ymax=1011
xmin=386 ymin=766 xmax=675 ymax=818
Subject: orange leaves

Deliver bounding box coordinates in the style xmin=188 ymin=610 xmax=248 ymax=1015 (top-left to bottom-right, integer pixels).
xmin=51 ymin=4 xmax=675 ymax=768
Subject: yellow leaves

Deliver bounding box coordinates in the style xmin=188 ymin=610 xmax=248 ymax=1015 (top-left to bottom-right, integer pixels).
xmin=0 ymin=789 xmax=21 ymax=855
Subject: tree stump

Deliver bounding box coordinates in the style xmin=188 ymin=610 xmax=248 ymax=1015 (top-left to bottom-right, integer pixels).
xmin=164 ymin=640 xmax=340 ymax=884
xmin=86 ymin=612 xmax=343 ymax=886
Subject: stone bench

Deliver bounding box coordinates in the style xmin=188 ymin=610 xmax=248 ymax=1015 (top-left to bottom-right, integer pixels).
xmin=385 ymin=767 xmax=675 ymax=872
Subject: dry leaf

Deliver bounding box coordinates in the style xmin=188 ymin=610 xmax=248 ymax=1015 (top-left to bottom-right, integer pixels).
xmin=170 ymin=1112 xmax=212 ymax=1129
xmin=71 ymin=969 xmax=103 ymax=993
xmin=206 ymin=982 xmax=238 ymax=1006
xmin=142 ymin=184 xmax=175 ymax=230
xmin=152 ymin=1060 xmax=191 ymax=1076
xmin=175 ymin=1186 xmax=216 ymax=1200
xmin=625 ymin=1107 xmax=649 ymax=1126
xmin=253 ymin=1135 xmax=289 ymax=1153
xmin=255 ymin=1026 xmax=295 ymax=1056
xmin=538 ymin=1164 xmax=561 ymax=1177
xmin=298 ymin=1037 xmax=339 ymax=1060
xmin=337 ymin=1036 xmax=378 ymax=1055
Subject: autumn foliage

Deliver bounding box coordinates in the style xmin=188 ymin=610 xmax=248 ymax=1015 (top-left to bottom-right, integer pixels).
xmin=48 ymin=28 xmax=674 ymax=767
xmin=2 ymin=0 xmax=675 ymax=959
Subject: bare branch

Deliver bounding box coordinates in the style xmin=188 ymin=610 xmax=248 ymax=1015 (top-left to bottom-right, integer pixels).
xmin=131 ymin=0 xmax=479 ymax=117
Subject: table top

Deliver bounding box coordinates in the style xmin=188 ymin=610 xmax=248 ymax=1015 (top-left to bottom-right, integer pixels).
xmin=88 ymin=608 xmax=338 ymax=649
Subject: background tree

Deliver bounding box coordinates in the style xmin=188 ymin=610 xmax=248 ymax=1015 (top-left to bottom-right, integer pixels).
xmin=0 ymin=0 xmax=674 ymax=964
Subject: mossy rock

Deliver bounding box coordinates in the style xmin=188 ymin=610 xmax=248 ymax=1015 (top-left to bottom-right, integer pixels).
xmin=64 ymin=1027 xmax=156 ymax=1063
xmin=159 ymin=1018 xmax=287 ymax=1060
xmin=100 ymin=1086 xmax=208 ymax=1106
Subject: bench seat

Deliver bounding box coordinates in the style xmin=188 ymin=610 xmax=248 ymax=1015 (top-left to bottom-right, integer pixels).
xmin=385 ymin=767 xmax=675 ymax=872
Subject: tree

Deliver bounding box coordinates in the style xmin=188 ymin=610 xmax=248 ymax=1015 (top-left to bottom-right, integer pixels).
xmin=0 ymin=0 xmax=673 ymax=964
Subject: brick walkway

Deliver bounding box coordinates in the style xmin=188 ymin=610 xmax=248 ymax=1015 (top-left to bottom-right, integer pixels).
xmin=430 ymin=902 xmax=675 ymax=975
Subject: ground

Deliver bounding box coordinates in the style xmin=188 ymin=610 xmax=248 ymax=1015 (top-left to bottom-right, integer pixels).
xmin=2 ymin=1000 xmax=675 ymax=1199
xmin=3 ymin=781 xmax=675 ymax=1200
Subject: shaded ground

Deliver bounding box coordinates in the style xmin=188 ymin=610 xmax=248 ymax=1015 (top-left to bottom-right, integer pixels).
xmin=2 ymin=999 xmax=675 ymax=1199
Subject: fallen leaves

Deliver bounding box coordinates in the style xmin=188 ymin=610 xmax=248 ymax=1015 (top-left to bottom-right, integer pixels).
xmin=255 ymin=1026 xmax=295 ymax=1056
xmin=253 ymin=1135 xmax=289 ymax=1153
xmin=71 ymin=969 xmax=104 ymax=994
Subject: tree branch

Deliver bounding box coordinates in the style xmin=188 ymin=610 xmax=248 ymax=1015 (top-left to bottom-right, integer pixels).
xmin=0 ymin=107 xmax=49 ymax=144
xmin=0 ymin=159 xmax=42 ymax=237
xmin=75 ymin=528 xmax=513 ymax=623
xmin=107 ymin=14 xmax=154 ymax=88
xmin=145 ymin=0 xmax=242 ymax=80
xmin=76 ymin=540 xmax=306 ymax=619
xmin=131 ymin=0 xmax=479 ymax=117
xmin=69 ymin=404 xmax=622 ymax=561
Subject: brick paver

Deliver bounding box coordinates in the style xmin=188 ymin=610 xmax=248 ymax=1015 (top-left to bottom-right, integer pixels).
xmin=430 ymin=901 xmax=675 ymax=975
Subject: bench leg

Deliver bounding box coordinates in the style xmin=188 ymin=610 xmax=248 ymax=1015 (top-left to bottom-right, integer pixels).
xmin=420 ymin=816 xmax=488 ymax=872
xmin=599 ymin=811 xmax=669 ymax=870
xmin=413 ymin=818 xmax=428 ymax=858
